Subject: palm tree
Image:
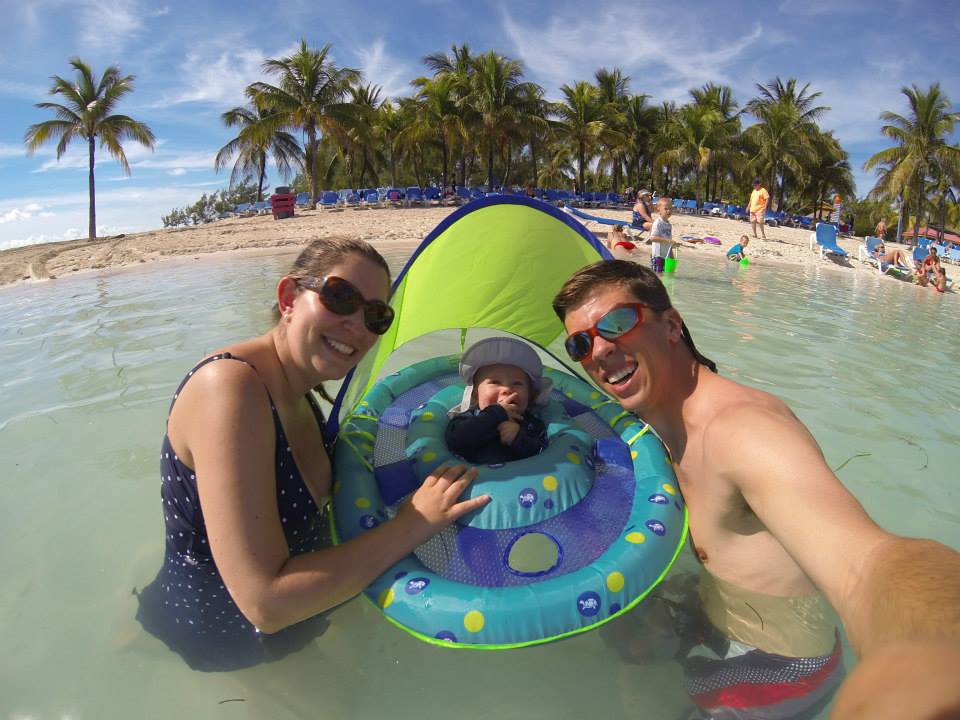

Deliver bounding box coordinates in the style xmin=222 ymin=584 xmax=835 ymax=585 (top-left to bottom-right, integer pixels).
xmin=800 ymin=131 xmax=854 ymax=220
xmin=689 ymin=83 xmax=741 ymax=201
xmin=372 ymin=100 xmax=407 ymax=188
xmin=594 ymin=68 xmax=631 ymax=192
xmin=745 ymin=78 xmax=827 ymax=209
xmin=344 ymin=83 xmax=384 ymax=188
xmin=214 ymin=103 xmax=302 ymax=202
xmin=24 ymin=58 xmax=155 ymax=242
xmin=424 ymin=44 xmax=476 ymax=186
xmin=466 ymin=51 xmax=537 ymax=190
xmin=863 ymin=83 xmax=960 ymax=243
xmin=406 ymin=74 xmax=466 ymax=190
xmin=622 ymin=93 xmax=659 ymax=189
xmin=656 ymin=102 xmax=723 ymax=207
xmin=247 ymin=41 xmax=360 ymax=208
xmin=553 ymin=81 xmax=622 ymax=194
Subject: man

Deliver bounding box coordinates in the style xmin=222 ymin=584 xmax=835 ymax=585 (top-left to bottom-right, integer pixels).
xmin=553 ymin=260 xmax=960 ymax=719
xmin=748 ymin=179 xmax=769 ymax=241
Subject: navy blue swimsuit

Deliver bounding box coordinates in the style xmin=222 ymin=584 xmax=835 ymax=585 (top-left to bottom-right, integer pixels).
xmin=136 ymin=353 xmax=331 ymax=671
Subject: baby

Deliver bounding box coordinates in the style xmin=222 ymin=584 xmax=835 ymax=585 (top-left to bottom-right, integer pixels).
xmin=445 ymin=337 xmax=550 ymax=464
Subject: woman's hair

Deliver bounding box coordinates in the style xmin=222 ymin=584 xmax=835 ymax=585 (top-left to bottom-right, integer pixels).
xmin=553 ymin=260 xmax=716 ymax=372
xmin=277 ymin=237 xmax=392 ymax=402
xmin=612 ymin=224 xmax=624 ymax=232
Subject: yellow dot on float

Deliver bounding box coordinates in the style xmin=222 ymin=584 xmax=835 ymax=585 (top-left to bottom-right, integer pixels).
xmin=664 ymin=454 xmax=673 ymax=465
xmin=590 ymin=391 xmax=600 ymax=399
xmin=543 ymin=475 xmax=558 ymax=491
xmin=464 ymin=610 xmax=485 ymax=633
xmin=422 ymin=451 xmax=437 ymax=462
xmin=565 ymin=391 xmax=573 ymax=398
xmin=630 ymin=450 xmax=638 ymax=460
xmin=359 ymin=401 xmax=369 ymax=407
xmin=378 ymin=588 xmax=394 ymax=608
xmin=566 ymin=453 xmax=581 ymax=464
xmin=607 ymin=571 xmax=625 ymax=592
xmin=625 ymin=532 xmax=646 ymax=544
xmin=421 ymin=411 xmax=434 ymax=421
xmin=661 ymin=483 xmax=676 ymax=496
xmin=355 ymin=497 xmax=371 ymax=508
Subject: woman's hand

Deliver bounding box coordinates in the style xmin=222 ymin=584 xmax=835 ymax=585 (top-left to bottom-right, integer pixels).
xmin=397 ymin=464 xmax=490 ymax=542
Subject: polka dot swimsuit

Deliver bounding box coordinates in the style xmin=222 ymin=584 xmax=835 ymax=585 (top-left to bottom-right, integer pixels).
xmin=136 ymin=353 xmax=331 ymax=670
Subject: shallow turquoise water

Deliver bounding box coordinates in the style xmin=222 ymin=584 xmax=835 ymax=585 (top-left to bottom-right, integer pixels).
xmin=0 ymin=251 xmax=957 ymax=719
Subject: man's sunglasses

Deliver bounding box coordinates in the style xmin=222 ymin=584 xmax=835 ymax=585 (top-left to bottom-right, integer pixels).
xmin=296 ymin=276 xmax=395 ymax=335
xmin=564 ymin=303 xmax=652 ymax=362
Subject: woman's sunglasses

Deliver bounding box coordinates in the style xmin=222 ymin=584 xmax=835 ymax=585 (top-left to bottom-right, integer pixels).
xmin=564 ymin=303 xmax=651 ymax=362
xmin=296 ymin=276 xmax=395 ymax=335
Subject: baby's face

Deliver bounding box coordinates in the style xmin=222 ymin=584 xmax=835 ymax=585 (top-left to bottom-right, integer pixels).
xmin=473 ymin=363 xmax=531 ymax=414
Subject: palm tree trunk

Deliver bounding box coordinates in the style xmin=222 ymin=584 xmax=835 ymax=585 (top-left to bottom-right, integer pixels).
xmin=306 ymin=128 xmax=319 ymax=209
xmin=530 ymin=136 xmax=538 ymax=188
xmin=257 ymin=156 xmax=266 ymax=202
xmin=441 ymin=140 xmax=449 ymax=191
xmin=578 ymin=141 xmax=585 ymax=195
xmin=911 ymin=178 xmax=923 ymax=246
xmin=88 ymin=137 xmax=96 ymax=241
xmin=487 ymin=141 xmax=495 ymax=191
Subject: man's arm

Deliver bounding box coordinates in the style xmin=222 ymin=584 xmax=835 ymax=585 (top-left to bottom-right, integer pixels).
xmin=710 ymin=403 xmax=960 ymax=717
xmin=713 ymin=403 xmax=960 ymax=649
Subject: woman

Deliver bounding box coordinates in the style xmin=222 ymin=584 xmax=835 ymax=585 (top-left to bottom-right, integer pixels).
xmin=137 ymin=238 xmax=488 ymax=670
xmin=606 ymin=224 xmax=636 ymax=253
xmin=632 ymin=189 xmax=654 ymax=231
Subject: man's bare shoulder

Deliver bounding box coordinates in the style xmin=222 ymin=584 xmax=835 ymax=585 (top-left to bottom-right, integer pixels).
xmin=696 ymin=375 xmax=808 ymax=467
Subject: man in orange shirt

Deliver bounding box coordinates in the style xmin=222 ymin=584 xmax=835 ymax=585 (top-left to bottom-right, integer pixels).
xmin=748 ymin=179 xmax=769 ymax=240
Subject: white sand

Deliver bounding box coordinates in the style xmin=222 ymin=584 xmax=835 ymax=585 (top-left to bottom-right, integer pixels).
xmin=1 ymin=204 xmax=954 ymax=297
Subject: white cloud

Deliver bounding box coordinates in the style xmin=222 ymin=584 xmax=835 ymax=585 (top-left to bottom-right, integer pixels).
xmin=355 ymin=38 xmax=414 ymax=100
xmin=79 ymin=0 xmax=143 ymax=49
xmin=0 ymin=143 xmax=27 ymax=159
xmin=169 ymin=168 xmax=187 ymax=176
xmin=502 ymin=5 xmax=771 ymax=103
xmin=0 ymin=209 xmax=34 ymax=224
xmin=167 ymin=44 xmax=270 ymax=106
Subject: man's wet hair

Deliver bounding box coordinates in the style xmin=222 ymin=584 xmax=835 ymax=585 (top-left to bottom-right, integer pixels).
xmin=553 ymin=260 xmax=717 ymax=373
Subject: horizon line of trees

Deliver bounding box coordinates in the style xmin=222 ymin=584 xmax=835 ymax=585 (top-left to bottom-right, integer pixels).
xmin=24 ymin=45 xmax=960 ymax=244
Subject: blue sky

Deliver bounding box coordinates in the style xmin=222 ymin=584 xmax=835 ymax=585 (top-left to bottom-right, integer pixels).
xmin=0 ymin=0 xmax=957 ymax=250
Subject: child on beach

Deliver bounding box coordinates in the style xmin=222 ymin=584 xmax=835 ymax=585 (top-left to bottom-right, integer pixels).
xmin=726 ymin=235 xmax=750 ymax=261
xmin=649 ymin=197 xmax=676 ymax=272
xmin=445 ymin=337 xmax=550 ymax=464
xmin=607 ymin=224 xmax=637 ymax=253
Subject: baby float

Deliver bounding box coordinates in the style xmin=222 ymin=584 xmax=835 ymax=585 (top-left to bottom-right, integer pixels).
xmin=327 ymin=196 xmax=687 ymax=648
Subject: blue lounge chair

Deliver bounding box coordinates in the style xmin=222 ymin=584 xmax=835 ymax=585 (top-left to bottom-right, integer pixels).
xmin=319 ymin=191 xmax=342 ymax=211
xmin=424 ymin=186 xmax=441 ymax=205
xmin=860 ymin=236 xmax=911 ymax=278
xmin=809 ymin=223 xmax=849 ymax=260
xmin=405 ymin=187 xmax=425 ymax=208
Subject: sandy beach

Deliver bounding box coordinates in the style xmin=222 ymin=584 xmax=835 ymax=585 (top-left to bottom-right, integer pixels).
xmin=1 ymin=204 xmax=955 ymax=294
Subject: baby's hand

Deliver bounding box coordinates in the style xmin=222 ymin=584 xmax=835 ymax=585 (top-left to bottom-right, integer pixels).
xmin=498 ymin=420 xmax=520 ymax=445
xmin=497 ymin=398 xmax=523 ymax=421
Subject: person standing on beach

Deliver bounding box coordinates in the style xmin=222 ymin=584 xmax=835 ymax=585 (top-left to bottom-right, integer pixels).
xmin=648 ymin=197 xmax=675 ymax=272
xmin=553 ymin=260 xmax=960 ymax=720
xmin=874 ymin=217 xmax=887 ymax=240
xmin=136 ymin=238 xmax=489 ymax=671
xmin=748 ymin=179 xmax=769 ymax=240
